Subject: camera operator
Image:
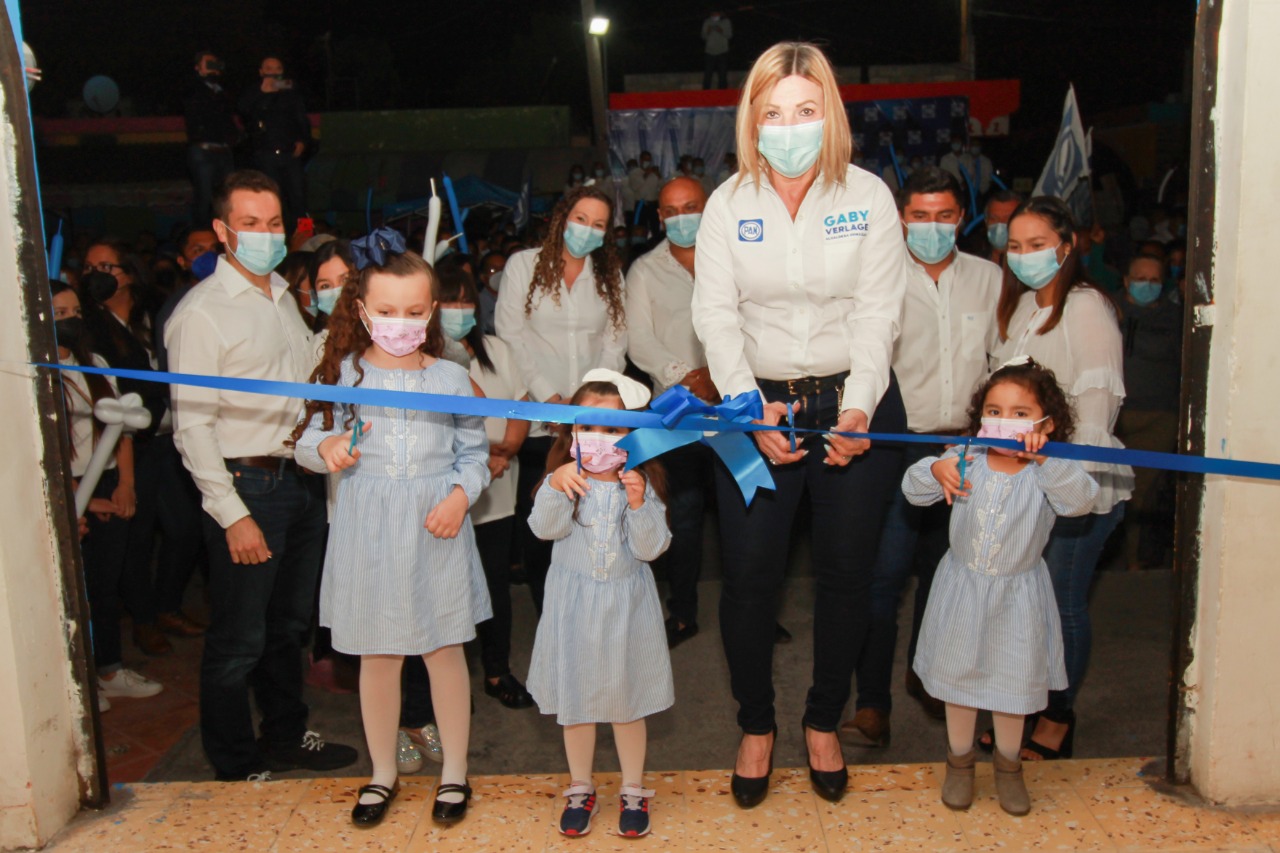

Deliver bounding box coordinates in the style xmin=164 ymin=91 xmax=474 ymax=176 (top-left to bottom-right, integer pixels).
xmin=238 ymin=56 xmax=310 ymax=233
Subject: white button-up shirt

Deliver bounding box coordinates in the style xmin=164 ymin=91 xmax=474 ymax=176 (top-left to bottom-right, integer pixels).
xmin=625 ymin=239 xmax=706 ymax=395
xmin=894 ymin=248 xmax=1002 ymax=433
xmin=691 ymin=164 xmax=908 ymax=418
xmin=495 ymin=247 xmax=627 ymax=406
xmin=165 ymin=255 xmax=315 ymax=528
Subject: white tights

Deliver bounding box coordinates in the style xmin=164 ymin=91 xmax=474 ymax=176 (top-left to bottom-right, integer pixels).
xmin=563 ymin=719 xmax=647 ymax=789
xmin=945 ymin=703 xmax=1024 ymax=761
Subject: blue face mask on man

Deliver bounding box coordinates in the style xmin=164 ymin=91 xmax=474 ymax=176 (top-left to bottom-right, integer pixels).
xmin=757 ymin=119 xmax=824 ymax=179
xmin=1127 ymin=279 xmax=1163 ymax=306
xmin=904 ymin=221 xmax=957 ymax=265
xmin=987 ymin=222 xmax=1009 ymax=250
xmin=223 ymin=224 xmax=287 ymax=275
xmin=664 ymin=213 xmax=702 ymax=248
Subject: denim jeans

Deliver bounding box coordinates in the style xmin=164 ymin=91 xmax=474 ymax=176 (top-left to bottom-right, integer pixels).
xmin=199 ymin=462 xmax=327 ymax=778
xmin=82 ymin=469 xmax=130 ymax=674
xmin=654 ymin=442 xmax=712 ymax=628
xmin=253 ymin=150 xmax=307 ymax=233
xmin=854 ymin=440 xmax=951 ymax=712
xmin=1044 ymin=501 xmax=1125 ymax=716
xmin=717 ymin=373 xmax=906 ymax=734
xmin=187 ymin=144 xmax=233 ymax=227
xmin=475 ymin=515 xmax=516 ymax=680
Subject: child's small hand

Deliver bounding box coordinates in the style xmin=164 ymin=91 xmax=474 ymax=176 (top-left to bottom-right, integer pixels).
xmin=620 ymin=469 xmax=646 ymax=509
xmin=318 ymin=422 xmax=372 ymax=473
xmin=424 ymin=486 xmax=469 ymax=539
xmin=931 ymin=454 xmax=974 ymax=505
xmin=549 ymin=462 xmax=590 ymax=498
xmin=1013 ymin=431 xmax=1049 ymax=464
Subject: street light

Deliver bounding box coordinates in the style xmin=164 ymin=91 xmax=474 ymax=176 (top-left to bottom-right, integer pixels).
xmin=582 ymin=3 xmax=610 ymax=155
xmin=589 ymin=16 xmax=610 ymax=36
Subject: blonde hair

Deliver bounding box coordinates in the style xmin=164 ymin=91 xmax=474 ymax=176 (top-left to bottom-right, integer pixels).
xmin=734 ymin=42 xmax=853 ymax=188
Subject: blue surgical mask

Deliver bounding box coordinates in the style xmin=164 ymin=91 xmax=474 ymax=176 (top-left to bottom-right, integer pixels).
xmin=564 ymin=221 xmax=605 ymax=258
xmin=987 ymin=222 xmax=1009 ymax=250
xmin=1007 ymin=245 xmax=1064 ymax=290
xmin=757 ymin=119 xmax=824 ymax=179
xmin=1127 ymin=279 xmax=1163 ymax=306
xmin=664 ymin=213 xmax=702 ymax=248
xmin=224 ymin=225 xmax=287 ymax=275
xmin=316 ymin=287 xmax=342 ymax=315
xmin=904 ymin=221 xmax=956 ymax=264
xmin=440 ymin=307 xmax=477 ymax=341
xmin=1169 ymin=264 xmax=1184 ymax=282
xmin=304 ymin=304 xmax=318 ymax=318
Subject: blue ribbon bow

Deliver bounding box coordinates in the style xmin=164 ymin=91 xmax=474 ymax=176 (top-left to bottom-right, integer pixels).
xmin=616 ymin=385 xmax=775 ymax=505
xmin=350 ymin=227 xmax=408 ymax=271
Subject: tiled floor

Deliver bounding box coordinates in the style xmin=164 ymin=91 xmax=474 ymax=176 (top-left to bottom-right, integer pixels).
xmin=45 ymin=758 xmax=1280 ymax=851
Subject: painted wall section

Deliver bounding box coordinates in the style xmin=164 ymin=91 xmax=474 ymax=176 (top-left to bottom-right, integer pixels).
xmin=0 ymin=73 xmax=87 ymax=850
xmin=1187 ymin=0 xmax=1280 ymax=806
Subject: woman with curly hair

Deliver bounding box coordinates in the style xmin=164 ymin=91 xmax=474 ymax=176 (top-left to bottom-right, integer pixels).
xmin=495 ymin=185 xmax=628 ymax=612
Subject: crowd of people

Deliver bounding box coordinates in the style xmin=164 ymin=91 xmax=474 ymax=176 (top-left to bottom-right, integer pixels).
xmin=53 ymin=37 xmax=1187 ymax=839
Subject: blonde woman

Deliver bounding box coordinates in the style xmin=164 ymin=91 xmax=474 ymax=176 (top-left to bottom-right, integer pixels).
xmin=692 ymin=41 xmax=910 ymax=808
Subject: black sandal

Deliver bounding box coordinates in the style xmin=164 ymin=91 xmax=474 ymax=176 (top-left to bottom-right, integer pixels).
xmin=432 ymin=781 xmax=472 ymax=824
xmin=1022 ymin=710 xmax=1074 ymax=760
xmin=484 ymin=673 xmax=534 ymax=709
xmin=351 ymin=781 xmax=399 ymax=828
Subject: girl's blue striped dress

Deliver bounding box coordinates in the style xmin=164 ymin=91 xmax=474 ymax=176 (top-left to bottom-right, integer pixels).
xmin=294 ymin=356 xmax=492 ymax=655
xmin=526 ymin=476 xmax=674 ymax=726
xmin=906 ymin=447 xmax=1098 ymax=714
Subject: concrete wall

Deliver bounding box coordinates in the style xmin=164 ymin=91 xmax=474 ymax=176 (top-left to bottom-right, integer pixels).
xmin=1186 ymin=0 xmax=1280 ymax=806
xmin=0 ymin=39 xmax=95 ymax=853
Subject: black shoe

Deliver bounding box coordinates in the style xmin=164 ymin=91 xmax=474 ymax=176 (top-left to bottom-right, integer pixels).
xmin=432 ymin=781 xmax=472 ymax=824
xmin=1023 ymin=709 xmax=1075 ymax=760
xmin=352 ymin=781 xmax=399 ymax=828
xmin=262 ymin=730 xmax=359 ymax=773
xmin=484 ymin=673 xmax=535 ymax=709
xmin=730 ymin=725 xmax=776 ymax=809
xmin=804 ymin=727 xmax=848 ymax=803
xmin=774 ymin=623 xmax=792 ymax=644
xmin=665 ymin=616 xmax=699 ymax=649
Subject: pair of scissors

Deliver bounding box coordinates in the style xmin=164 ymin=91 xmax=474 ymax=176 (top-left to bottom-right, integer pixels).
xmin=348 ymin=415 xmax=365 ymax=455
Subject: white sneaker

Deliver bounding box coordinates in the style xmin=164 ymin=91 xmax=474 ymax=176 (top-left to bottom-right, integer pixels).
xmin=396 ymin=730 xmax=424 ymax=774
xmin=98 ymin=668 xmax=163 ymax=699
xmin=97 ymin=693 xmax=111 ymax=713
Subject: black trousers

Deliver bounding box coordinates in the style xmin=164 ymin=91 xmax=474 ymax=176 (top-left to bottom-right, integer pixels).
xmin=513 ymin=435 xmax=555 ymax=613
xmin=654 ymin=442 xmax=711 ymax=628
xmin=717 ymin=373 xmax=906 ymax=734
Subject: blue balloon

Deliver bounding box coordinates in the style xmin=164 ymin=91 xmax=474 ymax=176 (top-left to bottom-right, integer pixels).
xmin=83 ymin=75 xmax=119 ymax=114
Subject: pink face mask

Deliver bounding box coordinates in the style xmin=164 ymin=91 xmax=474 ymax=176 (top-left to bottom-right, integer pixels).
xmin=977 ymin=416 xmax=1048 ymax=455
xmin=360 ymin=303 xmax=430 ymax=357
xmin=573 ymin=431 xmax=628 ymax=473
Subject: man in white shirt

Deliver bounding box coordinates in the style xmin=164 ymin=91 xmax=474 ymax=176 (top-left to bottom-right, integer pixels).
xmin=701 ymin=12 xmax=732 ymax=89
xmin=842 ymin=166 xmax=1002 ymax=749
xmin=167 ymin=170 xmax=357 ymax=780
xmin=626 ymin=176 xmax=715 ymax=646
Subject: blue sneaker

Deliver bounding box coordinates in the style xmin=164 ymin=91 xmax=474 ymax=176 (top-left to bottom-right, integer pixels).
xmin=559 ymin=783 xmax=597 ymax=836
xmin=618 ymin=784 xmax=654 ymax=838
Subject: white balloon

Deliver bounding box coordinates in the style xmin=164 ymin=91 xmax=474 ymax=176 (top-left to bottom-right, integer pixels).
xmin=75 ymin=393 xmax=151 ymax=517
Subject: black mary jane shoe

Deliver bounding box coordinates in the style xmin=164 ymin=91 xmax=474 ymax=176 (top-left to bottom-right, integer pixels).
xmin=351 ymin=781 xmax=399 ymax=828
xmin=805 ymin=727 xmax=849 ymax=803
xmin=730 ymin=725 xmax=776 ymax=809
xmin=431 ymin=781 xmax=473 ymax=824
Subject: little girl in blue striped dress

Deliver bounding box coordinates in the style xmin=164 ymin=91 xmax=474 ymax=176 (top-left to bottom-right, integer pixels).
xmin=292 ymin=240 xmax=491 ymax=829
xmin=526 ymin=369 xmax=673 ymax=839
xmin=906 ymin=358 xmax=1098 ymax=817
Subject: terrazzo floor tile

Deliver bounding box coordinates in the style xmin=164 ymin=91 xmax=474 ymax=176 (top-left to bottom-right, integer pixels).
xmin=817 ymin=787 xmax=970 ymax=852
xmin=1241 ymin=810 xmax=1280 ymax=848
xmin=128 ymin=803 xmax=293 ymax=850
xmin=953 ymin=785 xmax=1116 ymax=851
xmin=404 ymin=790 xmax=553 ymax=852
xmin=44 ymin=797 xmax=176 ymax=851
xmin=175 ymin=777 xmax=312 ymax=809
xmin=1083 ymin=785 xmax=1262 ymax=851
xmin=1060 ymin=757 xmax=1157 ymax=793
xmin=300 ymin=775 xmax=439 ymax=807
xmin=273 ymin=801 xmax=428 ymax=852
xmin=684 ymin=792 xmax=827 ymax=852
xmin=849 ymin=762 xmax=944 ymax=794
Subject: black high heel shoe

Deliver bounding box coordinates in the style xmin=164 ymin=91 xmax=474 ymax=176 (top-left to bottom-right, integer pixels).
xmin=730 ymin=725 xmax=776 ymax=809
xmin=431 ymin=781 xmax=473 ymax=824
xmin=1023 ymin=709 xmax=1075 ymax=760
xmin=804 ymin=726 xmax=848 ymax=803
xmin=351 ymin=780 xmax=399 ymax=828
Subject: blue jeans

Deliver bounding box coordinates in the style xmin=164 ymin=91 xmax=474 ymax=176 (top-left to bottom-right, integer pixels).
xmin=855 ymin=441 xmax=951 ymax=712
xmin=199 ymin=463 xmax=327 ymax=778
xmin=187 ymin=144 xmax=233 ymax=227
xmin=1044 ymin=501 xmax=1125 ymax=716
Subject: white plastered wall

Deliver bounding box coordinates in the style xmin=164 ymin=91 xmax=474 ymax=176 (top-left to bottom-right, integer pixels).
xmin=1186 ymin=0 xmax=1280 ymax=806
xmin=0 ymin=66 xmax=92 ymax=849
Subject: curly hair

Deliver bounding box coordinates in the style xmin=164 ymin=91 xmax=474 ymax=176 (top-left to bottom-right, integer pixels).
xmin=288 ymin=250 xmax=443 ymax=446
xmin=524 ymin=186 xmax=625 ymax=333
xmin=964 ymin=358 xmax=1076 ymax=443
xmin=542 ymin=381 xmax=668 ymax=524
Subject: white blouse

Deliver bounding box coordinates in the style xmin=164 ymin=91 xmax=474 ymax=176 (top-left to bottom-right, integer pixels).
xmin=992 ymin=286 xmax=1134 ymax=514
xmin=469 ymin=336 xmax=527 ymax=526
xmin=691 ymin=164 xmax=908 ymax=419
xmin=494 ymin=247 xmax=627 ymax=406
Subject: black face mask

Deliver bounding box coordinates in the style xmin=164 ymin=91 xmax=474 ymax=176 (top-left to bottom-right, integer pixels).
xmin=83 ymin=270 xmax=119 ymax=303
xmin=54 ymin=316 xmax=84 ymax=349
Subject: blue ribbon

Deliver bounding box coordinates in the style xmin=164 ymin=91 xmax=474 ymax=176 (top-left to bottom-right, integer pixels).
xmin=34 ymin=363 xmax=1280 ymax=492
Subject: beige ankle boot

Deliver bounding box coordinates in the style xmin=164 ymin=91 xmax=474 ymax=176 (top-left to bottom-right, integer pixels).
xmin=941 ymin=748 xmax=976 ymax=810
xmin=993 ymin=749 xmax=1031 ymax=816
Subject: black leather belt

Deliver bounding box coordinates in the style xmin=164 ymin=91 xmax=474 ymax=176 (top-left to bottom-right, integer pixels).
xmin=226 ymin=456 xmax=297 ymax=475
xmin=757 ymin=372 xmax=849 ymax=398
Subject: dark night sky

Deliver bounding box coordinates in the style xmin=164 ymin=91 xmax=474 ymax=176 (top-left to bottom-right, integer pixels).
xmin=23 ymin=0 xmax=1194 ymax=146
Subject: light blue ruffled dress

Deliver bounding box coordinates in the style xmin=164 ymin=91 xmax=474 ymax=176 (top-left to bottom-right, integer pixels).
xmin=526 ymin=476 xmax=674 ymax=725
xmin=906 ymin=448 xmax=1098 ymax=714
xmin=294 ymin=356 xmax=492 ymax=656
